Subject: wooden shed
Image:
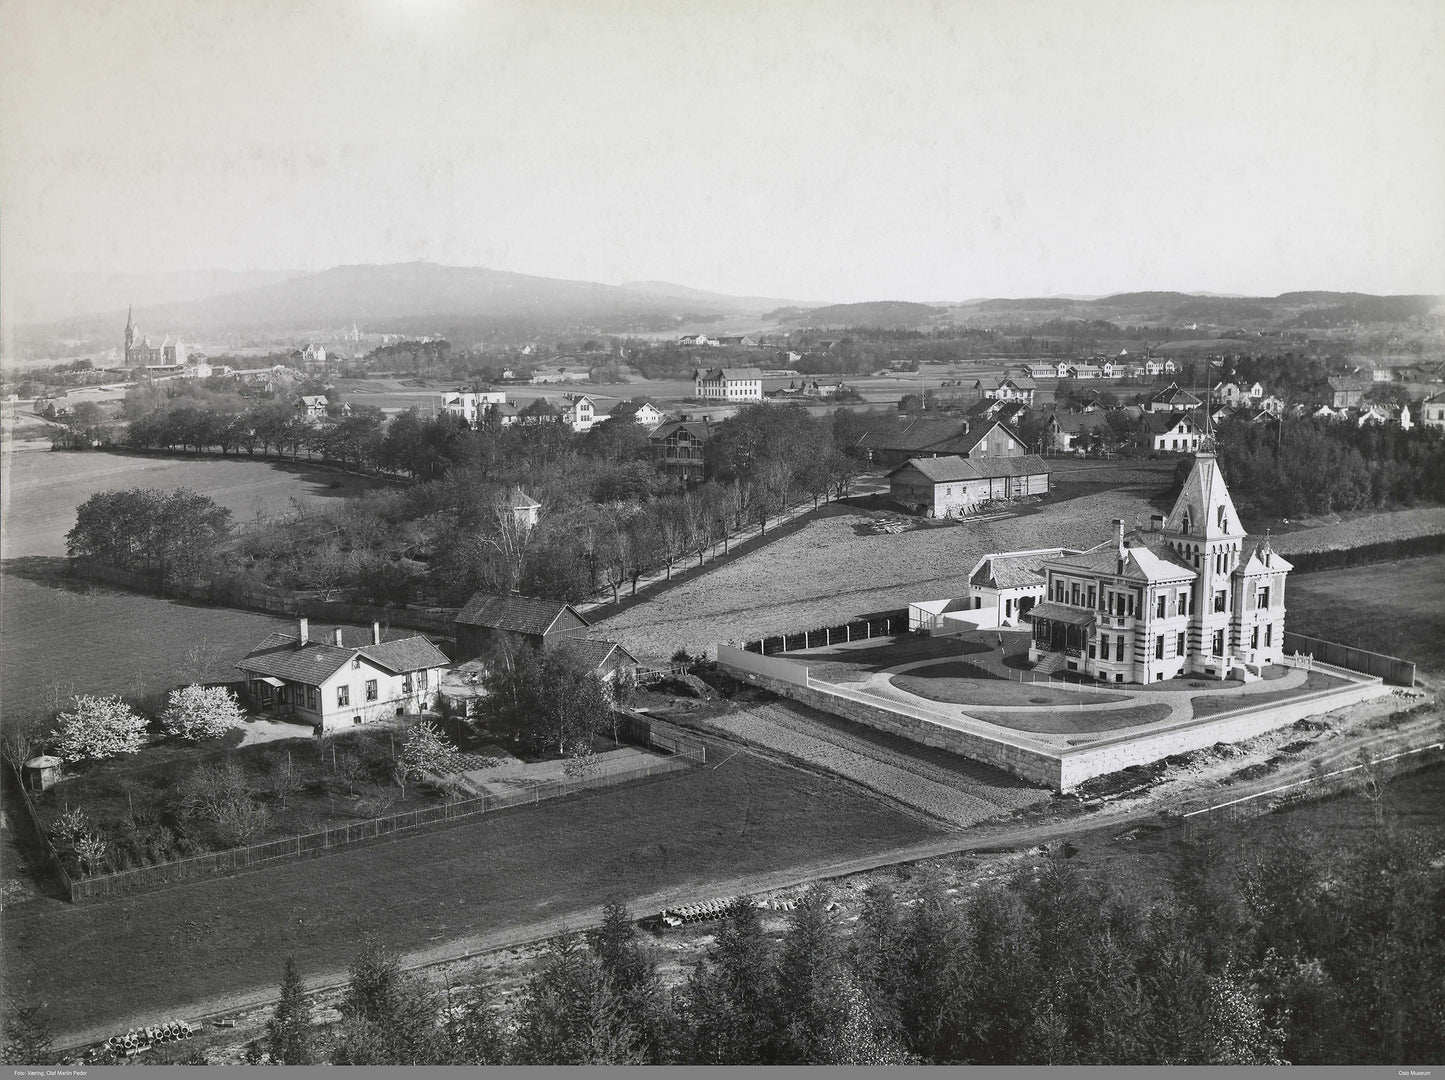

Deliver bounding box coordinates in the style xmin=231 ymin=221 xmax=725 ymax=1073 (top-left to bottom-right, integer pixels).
xmin=454 ymin=592 xmax=591 ymax=661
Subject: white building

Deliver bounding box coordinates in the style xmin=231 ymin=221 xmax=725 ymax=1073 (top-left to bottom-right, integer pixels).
xmin=441 ymin=389 xmax=508 ymax=425
xmin=1422 ymin=393 xmax=1445 ymax=431
xmin=694 ymin=367 xmax=764 ymax=402
xmin=560 ymin=394 xmax=599 ymax=432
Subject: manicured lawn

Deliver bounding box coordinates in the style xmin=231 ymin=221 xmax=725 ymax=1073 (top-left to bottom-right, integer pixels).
xmin=891 ymin=663 xmax=1127 ymax=706
xmin=963 ymin=701 xmax=1173 ymax=734
xmin=1190 ymin=670 xmax=1353 ymax=717
xmin=2 ymin=742 xmax=940 ymax=1038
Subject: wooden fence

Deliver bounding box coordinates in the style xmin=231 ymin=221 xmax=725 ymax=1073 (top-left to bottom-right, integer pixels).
xmin=1282 ymin=632 xmax=1417 ymax=687
xmin=2 ymin=760 xmax=76 ymax=898
xmin=744 ymin=609 xmax=908 ymax=656
xmin=63 ymin=747 xmax=704 ymax=903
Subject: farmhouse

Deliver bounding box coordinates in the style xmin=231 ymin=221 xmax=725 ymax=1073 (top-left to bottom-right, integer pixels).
xmin=694 ymin=367 xmax=763 ymax=402
xmin=648 ymin=418 xmax=712 ymax=481
xmin=939 ymin=419 xmax=1029 ymax=458
xmin=1026 ymin=451 xmax=1292 ymax=683
xmin=887 ymin=454 xmax=1050 ymax=517
xmin=972 ymin=375 xmax=1035 ymax=405
xmin=1147 ymin=383 xmax=1202 ymax=412
xmin=1325 ymin=376 xmax=1370 ymax=408
xmin=454 ymin=592 xmax=590 ymax=661
xmin=298 ymin=395 xmax=328 ymax=419
xmin=238 ymin=620 xmax=448 ymax=733
xmin=1045 ymin=410 xmax=1107 ymax=453
xmin=853 ymin=419 xmax=969 ymax=467
xmin=608 ymin=398 xmax=671 ymax=427
xmin=560 ymin=394 xmax=600 ymax=432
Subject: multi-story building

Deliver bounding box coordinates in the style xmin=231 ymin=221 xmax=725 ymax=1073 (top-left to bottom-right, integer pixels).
xmin=1422 ymin=392 xmax=1445 ymax=431
xmin=694 ymin=367 xmax=763 ymax=402
xmin=648 ymin=419 xmax=712 ymax=482
xmin=1025 ymin=452 xmax=1292 ymax=683
xmin=440 ymin=389 xmax=507 ymax=425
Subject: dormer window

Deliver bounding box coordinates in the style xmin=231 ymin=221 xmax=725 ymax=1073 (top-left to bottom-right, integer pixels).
xmin=1180 ymin=509 xmax=1192 ymax=535
xmin=1217 ymin=506 xmax=1226 ymax=530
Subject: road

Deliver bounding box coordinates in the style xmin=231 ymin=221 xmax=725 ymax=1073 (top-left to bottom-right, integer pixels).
xmin=46 ymin=697 xmax=1439 ymax=1053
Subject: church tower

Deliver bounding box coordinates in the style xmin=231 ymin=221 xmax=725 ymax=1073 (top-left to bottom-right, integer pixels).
xmin=1160 ymin=451 xmax=1245 ymax=667
xmin=124 ymin=306 xmax=136 ymax=365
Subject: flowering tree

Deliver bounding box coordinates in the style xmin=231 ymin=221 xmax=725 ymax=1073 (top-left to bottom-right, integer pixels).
xmin=398 ymin=721 xmax=459 ymax=782
xmin=53 ymin=695 xmax=147 ymax=762
xmin=161 ymin=684 xmax=246 ymax=740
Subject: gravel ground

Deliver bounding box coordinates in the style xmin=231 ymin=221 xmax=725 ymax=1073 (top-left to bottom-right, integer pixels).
xmin=703 ymin=700 xmax=1051 ymax=827
xmin=1268 ymin=506 xmax=1445 ymax=554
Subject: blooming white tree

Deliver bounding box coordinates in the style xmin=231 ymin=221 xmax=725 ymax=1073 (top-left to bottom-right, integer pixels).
xmin=53 ymin=695 xmax=147 ymax=762
xmin=398 ymin=720 xmax=459 ymax=781
xmin=161 ymin=684 xmax=246 ymax=740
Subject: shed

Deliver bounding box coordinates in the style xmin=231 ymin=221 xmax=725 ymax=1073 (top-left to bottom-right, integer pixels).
xmin=454 ymin=592 xmax=591 ymax=661
xmin=23 ymin=755 xmax=63 ymax=792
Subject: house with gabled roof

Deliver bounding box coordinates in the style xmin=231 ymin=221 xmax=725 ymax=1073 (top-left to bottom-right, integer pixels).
xmin=1140 ymin=410 xmax=1204 ymax=453
xmin=557 ymin=639 xmax=640 ymax=684
xmin=648 ymin=418 xmax=712 ymax=481
xmin=694 ymin=367 xmax=763 ymax=402
xmin=237 ymin=619 xmax=448 ymax=733
xmin=973 ymin=375 xmax=1035 ymax=405
xmin=887 ymin=454 xmax=1050 ymax=517
xmin=967 ymin=547 xmax=1083 ymax=627
xmin=298 ymin=394 xmax=328 ymax=420
xmin=608 ymin=398 xmax=671 ymax=428
xmin=454 ymin=592 xmax=591 ymax=661
xmin=934 ymin=418 xmax=1030 ymax=458
xmin=1147 ymin=382 xmax=1203 ymax=413
xmin=1421 ymin=392 xmax=1445 ymax=431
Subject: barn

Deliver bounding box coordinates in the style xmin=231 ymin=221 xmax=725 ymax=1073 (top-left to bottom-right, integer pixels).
xmin=454 ymin=592 xmax=591 ymax=661
xmin=888 ymin=454 xmax=1050 ymax=517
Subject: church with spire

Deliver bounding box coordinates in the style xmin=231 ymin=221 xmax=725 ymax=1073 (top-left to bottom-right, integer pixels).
xmin=1024 ymin=451 xmax=1292 ymax=683
xmin=124 ymin=306 xmax=186 ymax=368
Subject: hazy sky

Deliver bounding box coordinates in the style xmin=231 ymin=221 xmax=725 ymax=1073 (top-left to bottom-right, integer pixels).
xmin=2 ymin=0 xmax=1443 ymax=303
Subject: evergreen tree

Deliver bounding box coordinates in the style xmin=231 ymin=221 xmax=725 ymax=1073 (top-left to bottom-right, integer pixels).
xmin=332 ymin=938 xmax=442 ymax=1065
xmin=683 ymin=897 xmax=778 ymax=1064
xmin=512 ymin=934 xmax=642 ymax=1065
xmin=265 ymin=958 xmax=313 ymax=1065
xmin=897 ymin=874 xmax=974 ymax=1062
xmin=586 ymin=899 xmax=673 ymax=1063
xmin=774 ymin=883 xmax=850 ymax=1063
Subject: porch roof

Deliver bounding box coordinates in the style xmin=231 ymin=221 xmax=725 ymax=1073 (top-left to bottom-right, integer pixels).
xmin=1026 ymin=602 xmax=1096 ymax=628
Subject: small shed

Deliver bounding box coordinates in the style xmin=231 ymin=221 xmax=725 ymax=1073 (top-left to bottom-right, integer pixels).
xmin=23 ymin=755 xmax=63 ymax=792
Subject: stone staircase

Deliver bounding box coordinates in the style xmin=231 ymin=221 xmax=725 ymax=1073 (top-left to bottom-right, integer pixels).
xmin=1032 ymin=652 xmax=1066 ymax=676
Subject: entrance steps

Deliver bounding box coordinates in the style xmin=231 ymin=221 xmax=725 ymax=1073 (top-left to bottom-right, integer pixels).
xmin=1032 ymin=652 xmax=1066 ymax=676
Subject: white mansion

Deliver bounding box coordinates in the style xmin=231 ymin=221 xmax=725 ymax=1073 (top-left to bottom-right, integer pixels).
xmin=1023 ymin=452 xmax=1292 ymax=683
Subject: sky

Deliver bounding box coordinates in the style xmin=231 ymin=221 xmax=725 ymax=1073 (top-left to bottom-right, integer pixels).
xmin=2 ymin=0 xmax=1443 ymax=308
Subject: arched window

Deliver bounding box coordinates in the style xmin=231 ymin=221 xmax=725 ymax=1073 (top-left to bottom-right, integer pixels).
xmin=1180 ymin=508 xmax=1192 ymax=535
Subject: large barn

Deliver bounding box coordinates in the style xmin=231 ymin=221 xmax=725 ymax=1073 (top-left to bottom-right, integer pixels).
xmin=454 ymin=592 xmax=590 ymax=661
xmin=888 ymin=454 xmax=1050 ymax=517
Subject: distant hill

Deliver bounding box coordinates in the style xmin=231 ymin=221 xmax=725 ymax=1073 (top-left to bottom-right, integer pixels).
xmin=618 ymin=280 xmax=804 ymax=312
xmin=14 ymin=262 xmax=801 ymax=345
xmin=5 ymin=268 xmax=302 ymax=325
xmin=771 ymin=300 xmax=947 ymax=328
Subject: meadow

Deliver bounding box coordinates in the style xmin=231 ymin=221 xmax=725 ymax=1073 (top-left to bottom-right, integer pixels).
xmin=0 ymin=448 xmax=380 ymax=559
xmin=3 ymin=740 xmax=941 ymax=1040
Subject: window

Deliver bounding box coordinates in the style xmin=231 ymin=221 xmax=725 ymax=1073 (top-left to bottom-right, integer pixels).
xmin=1265 ymin=624 xmax=1272 ymax=646
xmin=403 ymin=674 xmax=413 ymax=693
xmin=1155 ymin=636 xmax=1164 ymax=660
xmin=306 ymin=686 xmax=318 ymax=710
xmin=1213 ymin=629 xmax=1225 ymax=656
xmin=1177 ymin=632 xmax=1186 ymax=656
xmin=1214 ymin=590 xmax=1227 ymax=613
xmin=351 ymin=657 xmax=361 ymax=670
xmin=1087 ymin=587 xmax=1096 ymax=609
xmin=1071 ymin=583 xmax=1079 ymax=606
xmin=365 ymin=679 xmax=378 ymax=702
xmin=260 ymin=683 xmax=272 ymax=704
xmin=1251 ymin=626 xmax=1259 ymax=649
xmin=419 ymin=669 xmax=428 ymax=689
xmin=337 ymin=685 xmax=350 ymax=707
xmin=1088 ymin=644 xmax=1096 ymax=659
xmin=1157 ymin=594 xmax=1167 ymax=619
xmin=1257 ymin=586 xmax=1270 ymax=609
xmin=1116 ymin=637 xmax=1125 ymax=662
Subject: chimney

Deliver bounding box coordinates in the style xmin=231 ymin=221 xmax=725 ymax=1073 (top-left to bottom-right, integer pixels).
xmin=333 ymin=628 xmax=344 ymax=647
xmin=298 ymin=617 xmax=309 ymax=646
xmin=372 ymin=621 xmax=382 ymax=646
xmin=1113 ymin=519 xmax=1125 ymax=553
xmin=1150 ymin=513 xmax=1165 ymax=532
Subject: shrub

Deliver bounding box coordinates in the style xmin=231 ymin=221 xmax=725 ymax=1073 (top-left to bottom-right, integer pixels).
xmin=53 ymin=695 xmax=147 ymax=762
xmin=51 ymin=806 xmax=91 ymax=844
xmin=160 ymin=685 xmax=247 ymax=740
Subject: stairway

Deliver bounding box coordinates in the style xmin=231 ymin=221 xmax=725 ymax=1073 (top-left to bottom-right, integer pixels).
xmin=1032 ymin=652 xmax=1066 ymax=676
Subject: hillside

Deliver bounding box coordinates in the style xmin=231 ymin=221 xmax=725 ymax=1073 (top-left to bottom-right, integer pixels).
xmin=769 ymin=300 xmax=948 ymax=328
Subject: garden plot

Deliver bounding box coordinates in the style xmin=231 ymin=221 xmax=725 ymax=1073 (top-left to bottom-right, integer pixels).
xmin=458 ymin=744 xmax=664 ymax=797
xmin=701 ymin=701 xmax=1050 ymax=827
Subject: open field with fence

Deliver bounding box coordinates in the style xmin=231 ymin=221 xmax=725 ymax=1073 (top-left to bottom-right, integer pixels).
xmin=2 ymin=738 xmax=941 ymax=1038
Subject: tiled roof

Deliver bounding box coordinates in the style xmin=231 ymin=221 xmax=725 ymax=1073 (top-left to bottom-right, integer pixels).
xmin=237 ymin=631 xmax=446 ymax=685
xmin=1047 ymin=534 xmax=1196 ymax=583
xmin=648 ymin=419 xmax=712 ymax=442
xmin=970 ymin=549 xmax=1073 ymax=590
xmin=932 ymin=420 xmax=1025 ymax=456
xmin=697 ymin=367 xmax=764 ymax=381
xmin=455 ymin=592 xmax=589 ymax=634
xmin=890 ymin=453 xmax=1049 ymax=483
xmin=1141 ymin=411 xmax=1198 ymax=434
xmin=856 ymin=419 xmax=967 ymax=453
xmin=558 ymin=638 xmax=638 ymax=670
xmin=1151 ymin=384 xmax=1202 ymax=406
xmin=361 ymin=636 xmax=450 ymax=673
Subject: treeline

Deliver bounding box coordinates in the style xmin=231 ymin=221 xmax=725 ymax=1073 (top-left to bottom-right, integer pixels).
xmin=66 ymin=489 xmax=231 ymax=590
xmin=1216 ymin=416 xmax=1445 ymax=517
xmin=43 ymin=816 xmax=1438 ymax=1067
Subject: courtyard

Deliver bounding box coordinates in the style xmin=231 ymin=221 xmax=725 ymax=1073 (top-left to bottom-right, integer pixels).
xmin=781 ymin=629 xmax=1356 ymax=745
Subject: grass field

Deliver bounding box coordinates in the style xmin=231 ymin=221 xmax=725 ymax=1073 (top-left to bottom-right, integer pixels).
xmin=1286 ymin=555 xmax=1445 ymax=675
xmin=890 ymin=663 xmax=1128 ymax=706
xmin=961 ymin=701 xmax=1174 ymax=733
xmin=2 ymin=742 xmax=941 ymax=1037
xmin=0 ymin=575 xmax=346 ymax=717
xmin=0 ymin=448 xmax=380 ymax=559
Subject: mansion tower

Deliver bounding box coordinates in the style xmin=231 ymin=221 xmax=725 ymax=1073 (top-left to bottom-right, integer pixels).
xmin=1027 ymin=452 xmax=1291 ymax=683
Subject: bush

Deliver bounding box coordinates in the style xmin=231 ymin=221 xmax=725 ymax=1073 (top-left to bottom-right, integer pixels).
xmin=53 ymin=695 xmax=147 ymax=762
